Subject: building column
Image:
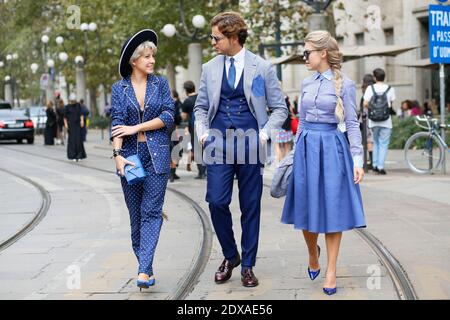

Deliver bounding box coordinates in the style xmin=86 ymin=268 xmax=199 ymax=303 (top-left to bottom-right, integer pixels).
xmin=187 ymin=42 xmax=202 ymax=91
xmin=4 ymin=82 xmax=13 ymax=105
xmin=76 ymin=64 xmax=86 ymax=103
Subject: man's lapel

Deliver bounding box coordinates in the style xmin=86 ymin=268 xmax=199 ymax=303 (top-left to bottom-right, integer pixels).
xmin=212 ymin=55 xmax=225 ymax=111
xmin=244 ymin=49 xmax=257 ymax=114
xmin=244 ymin=49 xmax=257 ymax=105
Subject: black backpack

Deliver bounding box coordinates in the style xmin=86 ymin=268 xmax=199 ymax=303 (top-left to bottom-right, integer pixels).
xmin=368 ymin=85 xmax=391 ymax=122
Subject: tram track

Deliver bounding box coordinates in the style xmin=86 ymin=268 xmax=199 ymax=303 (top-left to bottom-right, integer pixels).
xmin=0 ymin=167 xmax=51 ymax=253
xmin=354 ymin=228 xmax=418 ymax=300
xmin=0 ymin=145 xmax=213 ymax=300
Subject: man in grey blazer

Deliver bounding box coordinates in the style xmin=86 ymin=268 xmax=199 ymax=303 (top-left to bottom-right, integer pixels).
xmin=194 ymin=11 xmax=287 ymax=287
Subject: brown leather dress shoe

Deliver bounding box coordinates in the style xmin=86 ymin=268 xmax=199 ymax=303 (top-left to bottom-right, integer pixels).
xmin=214 ymin=255 xmax=241 ymax=284
xmin=241 ymin=269 xmax=259 ymax=287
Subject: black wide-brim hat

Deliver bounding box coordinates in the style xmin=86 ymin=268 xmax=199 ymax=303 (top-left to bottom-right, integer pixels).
xmin=119 ymin=29 xmax=158 ymax=78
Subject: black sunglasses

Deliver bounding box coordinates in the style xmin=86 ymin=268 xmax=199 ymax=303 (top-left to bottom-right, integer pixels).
xmin=303 ymin=49 xmax=322 ymax=60
xmin=209 ymin=34 xmax=226 ymax=42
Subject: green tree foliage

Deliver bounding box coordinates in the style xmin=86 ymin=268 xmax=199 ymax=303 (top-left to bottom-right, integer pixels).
xmin=241 ymin=0 xmax=312 ymax=56
xmin=0 ymin=0 xmax=239 ymax=104
xmin=2 ymin=0 xmax=327 ymax=104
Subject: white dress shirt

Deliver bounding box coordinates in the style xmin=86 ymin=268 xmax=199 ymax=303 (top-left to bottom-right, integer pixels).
xmin=225 ymin=47 xmax=245 ymax=89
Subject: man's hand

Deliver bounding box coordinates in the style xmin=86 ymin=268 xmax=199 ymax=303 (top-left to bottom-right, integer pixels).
xmin=200 ymin=133 xmax=209 ymax=146
xmin=259 ymin=130 xmax=269 ymax=145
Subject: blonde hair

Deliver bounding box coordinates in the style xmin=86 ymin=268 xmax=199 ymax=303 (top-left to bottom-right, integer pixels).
xmin=129 ymin=41 xmax=157 ymax=65
xmin=304 ymin=31 xmax=344 ymax=122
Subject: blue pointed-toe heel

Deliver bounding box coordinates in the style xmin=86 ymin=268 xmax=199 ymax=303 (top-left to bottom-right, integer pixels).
xmin=137 ymin=276 xmax=155 ymax=291
xmin=323 ymin=287 xmax=337 ymax=296
xmin=307 ymin=245 xmax=321 ymax=281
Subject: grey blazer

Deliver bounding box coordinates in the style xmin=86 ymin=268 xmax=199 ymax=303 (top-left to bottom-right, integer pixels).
xmin=193 ymin=49 xmax=288 ymax=142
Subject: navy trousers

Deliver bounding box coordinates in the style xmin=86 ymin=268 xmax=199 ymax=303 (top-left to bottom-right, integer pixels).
xmin=206 ymin=162 xmax=263 ymax=268
xmin=121 ymin=142 xmax=169 ymax=275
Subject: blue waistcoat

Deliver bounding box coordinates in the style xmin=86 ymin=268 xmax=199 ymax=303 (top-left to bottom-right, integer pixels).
xmin=205 ymin=65 xmax=260 ymax=164
xmin=211 ymin=65 xmax=258 ymax=133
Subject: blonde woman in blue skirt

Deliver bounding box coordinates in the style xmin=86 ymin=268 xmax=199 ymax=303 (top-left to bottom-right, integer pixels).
xmin=281 ymin=31 xmax=366 ymax=296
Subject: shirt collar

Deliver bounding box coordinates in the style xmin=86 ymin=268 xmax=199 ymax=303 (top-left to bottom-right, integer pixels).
xmin=226 ymin=47 xmax=246 ymax=66
xmin=314 ymin=69 xmax=333 ymax=81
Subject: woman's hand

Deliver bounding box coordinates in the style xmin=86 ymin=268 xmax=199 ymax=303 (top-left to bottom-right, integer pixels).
xmin=354 ymin=167 xmax=364 ymax=184
xmin=114 ymin=155 xmax=136 ymax=177
xmin=112 ymin=125 xmax=139 ymax=138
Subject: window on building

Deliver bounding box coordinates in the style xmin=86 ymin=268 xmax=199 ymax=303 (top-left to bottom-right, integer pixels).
xmin=419 ymin=18 xmax=429 ymax=59
xmin=355 ymin=32 xmax=365 ymax=83
xmin=384 ymin=28 xmax=395 ymax=82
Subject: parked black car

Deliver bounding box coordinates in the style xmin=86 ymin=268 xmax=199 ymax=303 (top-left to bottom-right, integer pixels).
xmin=0 ymin=100 xmax=12 ymax=110
xmin=0 ymin=109 xmax=35 ymax=144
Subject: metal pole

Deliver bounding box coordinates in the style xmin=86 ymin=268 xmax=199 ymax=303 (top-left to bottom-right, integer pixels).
xmin=428 ymin=136 xmax=433 ymax=174
xmin=275 ymin=0 xmax=282 ymax=81
xmin=439 ymin=63 xmax=446 ymax=174
xmin=15 ymin=78 xmax=20 ymax=108
xmin=360 ymin=102 xmax=368 ymax=173
xmin=11 ymin=78 xmax=15 ymax=108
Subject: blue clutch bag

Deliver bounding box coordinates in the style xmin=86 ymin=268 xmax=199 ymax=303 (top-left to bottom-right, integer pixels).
xmin=124 ymin=154 xmax=147 ymax=185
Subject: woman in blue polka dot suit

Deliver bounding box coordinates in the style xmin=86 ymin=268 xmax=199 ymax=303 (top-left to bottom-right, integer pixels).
xmin=110 ymin=29 xmax=175 ymax=290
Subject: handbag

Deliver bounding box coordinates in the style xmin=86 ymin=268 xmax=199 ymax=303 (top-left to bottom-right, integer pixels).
xmin=270 ymin=149 xmax=294 ymax=198
xmin=124 ymin=154 xmax=147 ymax=185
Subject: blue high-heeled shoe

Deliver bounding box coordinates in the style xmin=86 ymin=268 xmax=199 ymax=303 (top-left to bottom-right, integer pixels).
xmin=307 ymin=245 xmax=321 ymax=281
xmin=137 ymin=276 xmax=155 ymax=290
xmin=323 ymin=287 xmax=337 ymax=295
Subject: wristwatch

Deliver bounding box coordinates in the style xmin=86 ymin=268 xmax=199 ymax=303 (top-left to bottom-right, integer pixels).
xmin=112 ymin=149 xmax=123 ymax=158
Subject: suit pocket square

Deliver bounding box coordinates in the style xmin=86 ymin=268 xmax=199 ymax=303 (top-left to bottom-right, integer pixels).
xmin=252 ymin=75 xmax=265 ymax=97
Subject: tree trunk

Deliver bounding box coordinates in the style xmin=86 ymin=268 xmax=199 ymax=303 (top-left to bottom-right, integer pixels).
xmin=166 ymin=61 xmax=176 ymax=92
xmin=89 ymin=87 xmax=98 ymax=117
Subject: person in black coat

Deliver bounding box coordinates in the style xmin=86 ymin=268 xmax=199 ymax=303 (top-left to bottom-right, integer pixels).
xmin=64 ymin=94 xmax=86 ymax=161
xmin=44 ymin=100 xmax=57 ymax=145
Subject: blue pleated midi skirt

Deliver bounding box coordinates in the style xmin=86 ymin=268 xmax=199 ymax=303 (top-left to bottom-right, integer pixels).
xmin=281 ymin=122 xmax=366 ymax=233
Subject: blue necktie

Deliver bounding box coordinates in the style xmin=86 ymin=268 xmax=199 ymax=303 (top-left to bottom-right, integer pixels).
xmin=228 ymin=57 xmax=236 ymax=89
